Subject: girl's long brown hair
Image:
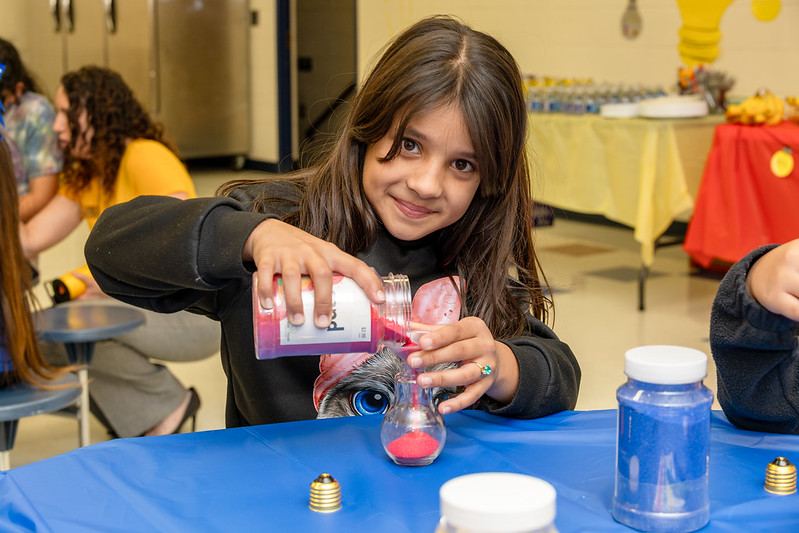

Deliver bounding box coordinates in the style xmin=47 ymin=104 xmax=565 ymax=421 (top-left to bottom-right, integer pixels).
xmin=0 ymin=139 xmax=73 ymax=386
xmin=220 ymin=16 xmax=550 ymax=337
xmin=59 ymin=66 xmax=175 ymax=196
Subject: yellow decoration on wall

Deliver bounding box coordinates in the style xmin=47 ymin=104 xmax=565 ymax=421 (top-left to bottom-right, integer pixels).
xmin=751 ymin=0 xmax=781 ymax=22
xmin=676 ymin=0 xmax=734 ymax=66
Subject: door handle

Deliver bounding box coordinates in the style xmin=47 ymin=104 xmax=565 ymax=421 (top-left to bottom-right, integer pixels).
xmin=62 ymin=0 xmax=74 ymax=33
xmin=104 ymin=0 xmax=117 ymax=34
xmin=49 ymin=0 xmax=61 ymax=32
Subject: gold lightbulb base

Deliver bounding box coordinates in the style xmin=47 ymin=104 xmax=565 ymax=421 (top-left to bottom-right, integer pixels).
xmin=764 ymin=457 xmax=797 ymax=495
xmin=309 ymin=473 xmax=342 ymax=513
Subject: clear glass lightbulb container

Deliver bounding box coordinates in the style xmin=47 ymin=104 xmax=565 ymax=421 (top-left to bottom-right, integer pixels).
xmin=380 ymin=366 xmax=446 ymax=467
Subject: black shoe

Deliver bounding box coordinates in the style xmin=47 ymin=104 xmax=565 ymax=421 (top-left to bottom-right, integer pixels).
xmin=173 ymin=387 xmax=201 ymax=434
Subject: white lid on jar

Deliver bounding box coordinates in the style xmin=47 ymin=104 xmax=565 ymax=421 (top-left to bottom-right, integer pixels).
xmin=439 ymin=473 xmax=556 ymax=532
xmin=624 ymin=345 xmax=708 ymax=384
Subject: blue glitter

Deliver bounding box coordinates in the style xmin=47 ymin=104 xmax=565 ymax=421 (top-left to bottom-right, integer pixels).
xmin=613 ymin=379 xmax=713 ymax=532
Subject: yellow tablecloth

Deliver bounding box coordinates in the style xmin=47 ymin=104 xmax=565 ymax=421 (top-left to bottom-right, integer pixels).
xmin=528 ymin=113 xmax=722 ymax=266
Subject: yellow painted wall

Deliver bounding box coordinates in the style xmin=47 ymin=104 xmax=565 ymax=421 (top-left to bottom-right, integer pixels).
xmin=0 ymin=2 xmax=25 ymax=46
xmin=3 ymin=1 xmax=797 ymax=165
xmin=356 ymin=0 xmax=799 ymax=99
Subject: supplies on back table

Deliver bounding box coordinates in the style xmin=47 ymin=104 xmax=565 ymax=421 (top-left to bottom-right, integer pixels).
xmin=523 ymin=76 xmax=666 ymax=116
xmin=725 ymin=89 xmax=785 ymax=126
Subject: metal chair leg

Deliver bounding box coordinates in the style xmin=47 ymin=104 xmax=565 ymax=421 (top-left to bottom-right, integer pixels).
xmin=63 ymin=343 xmax=95 ymax=447
xmin=77 ymin=368 xmax=90 ymax=447
xmin=0 ymin=419 xmax=18 ymax=470
xmin=638 ymin=265 xmax=649 ymax=311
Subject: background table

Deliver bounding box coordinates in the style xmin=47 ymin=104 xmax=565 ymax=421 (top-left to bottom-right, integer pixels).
xmin=683 ymin=121 xmax=799 ymax=268
xmin=529 ymin=113 xmax=721 ymax=309
xmin=33 ymin=303 xmax=146 ymax=446
xmin=529 ymin=113 xmax=721 ymax=266
xmin=0 ymin=410 xmax=796 ymax=531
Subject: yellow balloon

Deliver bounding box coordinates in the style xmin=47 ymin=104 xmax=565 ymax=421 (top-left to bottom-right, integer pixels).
xmin=771 ymin=148 xmax=794 ymax=178
xmin=751 ymin=0 xmax=781 ymax=22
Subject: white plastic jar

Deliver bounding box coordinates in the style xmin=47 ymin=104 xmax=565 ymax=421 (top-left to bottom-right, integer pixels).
xmin=612 ymin=345 xmax=713 ymax=532
xmin=436 ymin=473 xmax=557 ymax=533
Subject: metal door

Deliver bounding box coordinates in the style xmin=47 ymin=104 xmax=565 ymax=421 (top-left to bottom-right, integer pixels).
xmin=154 ymin=0 xmax=251 ymax=158
xmin=19 ymin=0 xmax=105 ymax=97
xmin=104 ymin=0 xmax=152 ymax=109
xmin=15 ymin=0 xmax=250 ymax=160
xmin=19 ymin=0 xmax=67 ymax=98
xmin=62 ymin=0 xmax=107 ymax=71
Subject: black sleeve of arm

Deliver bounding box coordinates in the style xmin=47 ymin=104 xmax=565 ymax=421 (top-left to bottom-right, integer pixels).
xmin=85 ymin=195 xmax=267 ymax=313
xmin=480 ymin=315 xmax=581 ymax=419
xmin=710 ymin=245 xmax=799 ymax=434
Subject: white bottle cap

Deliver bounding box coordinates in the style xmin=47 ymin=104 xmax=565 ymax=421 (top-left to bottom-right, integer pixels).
xmin=439 ymin=473 xmax=556 ymax=532
xmin=624 ymin=345 xmax=708 ymax=385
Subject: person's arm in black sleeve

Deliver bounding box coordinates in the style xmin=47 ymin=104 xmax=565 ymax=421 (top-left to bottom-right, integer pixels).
xmin=479 ymin=314 xmax=580 ymax=419
xmin=710 ymin=245 xmax=799 ymax=434
xmin=85 ymin=195 xmax=267 ymax=313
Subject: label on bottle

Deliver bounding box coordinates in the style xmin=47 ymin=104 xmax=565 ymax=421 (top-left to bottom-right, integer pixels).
xmin=277 ymin=276 xmax=372 ymax=346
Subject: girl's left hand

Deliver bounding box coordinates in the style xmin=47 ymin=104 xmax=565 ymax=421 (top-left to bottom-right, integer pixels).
xmin=405 ymin=317 xmax=519 ymax=415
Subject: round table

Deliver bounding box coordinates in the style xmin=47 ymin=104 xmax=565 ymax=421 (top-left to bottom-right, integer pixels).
xmin=33 ymin=303 xmax=146 ymax=446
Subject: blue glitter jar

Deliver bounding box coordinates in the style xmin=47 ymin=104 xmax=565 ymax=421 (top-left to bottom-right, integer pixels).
xmin=612 ymin=346 xmax=713 ymax=532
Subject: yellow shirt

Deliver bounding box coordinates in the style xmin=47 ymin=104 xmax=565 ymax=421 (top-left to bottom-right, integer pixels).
xmin=59 ymin=139 xmax=196 ymax=229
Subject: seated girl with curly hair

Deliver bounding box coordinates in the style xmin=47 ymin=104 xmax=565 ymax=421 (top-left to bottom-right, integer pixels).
xmin=18 ymin=67 xmax=220 ymax=437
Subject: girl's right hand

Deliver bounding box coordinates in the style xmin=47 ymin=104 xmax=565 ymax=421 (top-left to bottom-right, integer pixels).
xmin=746 ymin=238 xmax=799 ymax=322
xmin=244 ymin=218 xmax=386 ymax=328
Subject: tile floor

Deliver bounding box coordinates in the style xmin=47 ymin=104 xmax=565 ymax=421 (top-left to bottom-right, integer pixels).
xmin=8 ymin=166 xmax=724 ymax=469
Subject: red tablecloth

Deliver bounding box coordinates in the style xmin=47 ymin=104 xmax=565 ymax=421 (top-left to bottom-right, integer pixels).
xmin=684 ymin=121 xmax=799 ymax=267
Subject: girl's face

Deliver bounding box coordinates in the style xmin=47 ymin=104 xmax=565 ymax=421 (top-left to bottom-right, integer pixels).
xmin=52 ymin=84 xmax=93 ymax=159
xmin=362 ymin=104 xmax=480 ymax=242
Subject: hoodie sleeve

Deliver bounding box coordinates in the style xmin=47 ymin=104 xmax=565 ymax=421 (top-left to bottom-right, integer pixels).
xmin=479 ymin=314 xmax=581 ymax=419
xmin=85 ymin=194 xmax=268 ymax=314
xmin=710 ymin=245 xmax=799 ymax=434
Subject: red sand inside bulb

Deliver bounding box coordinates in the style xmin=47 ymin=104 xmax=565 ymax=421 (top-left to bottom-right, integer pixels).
xmin=387 ymin=430 xmax=440 ymax=459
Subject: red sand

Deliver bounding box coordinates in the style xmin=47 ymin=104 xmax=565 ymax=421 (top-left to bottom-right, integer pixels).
xmin=382 ymin=313 xmax=411 ymax=345
xmin=387 ymin=430 xmax=440 ymax=459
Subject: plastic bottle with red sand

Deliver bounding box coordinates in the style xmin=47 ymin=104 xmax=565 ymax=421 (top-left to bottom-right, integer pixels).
xmin=252 ymin=273 xmax=411 ymax=358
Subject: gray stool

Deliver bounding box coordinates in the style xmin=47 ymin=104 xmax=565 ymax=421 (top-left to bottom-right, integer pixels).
xmin=0 ymin=374 xmax=81 ymax=470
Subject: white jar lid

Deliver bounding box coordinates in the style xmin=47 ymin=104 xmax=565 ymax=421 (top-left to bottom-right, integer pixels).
xmin=439 ymin=473 xmax=556 ymax=532
xmin=624 ymin=345 xmax=707 ymax=384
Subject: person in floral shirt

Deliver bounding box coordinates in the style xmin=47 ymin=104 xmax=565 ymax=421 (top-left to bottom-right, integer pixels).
xmin=0 ymin=38 xmax=62 ymax=222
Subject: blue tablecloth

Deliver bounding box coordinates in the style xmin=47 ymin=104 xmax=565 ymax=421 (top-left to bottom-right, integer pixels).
xmin=0 ymin=410 xmax=797 ymax=531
